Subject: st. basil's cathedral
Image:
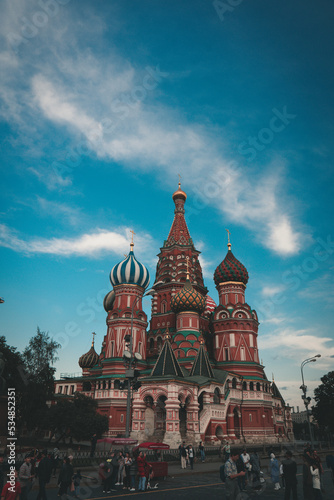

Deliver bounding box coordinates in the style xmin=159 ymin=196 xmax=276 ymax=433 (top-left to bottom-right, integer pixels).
xmin=54 ymin=183 xmax=293 ymax=447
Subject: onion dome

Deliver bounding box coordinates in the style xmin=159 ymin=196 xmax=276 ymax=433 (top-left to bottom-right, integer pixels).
xmin=79 ymin=334 xmax=99 ymax=369
xmin=172 ymin=181 xmax=187 ymax=202
xmin=214 ymin=234 xmax=248 ymax=286
xmin=103 ymin=290 xmax=115 ymax=312
xmin=204 ymin=295 xmax=217 ymax=316
xmin=171 ymin=276 xmax=206 ymax=314
xmin=110 ymin=242 xmax=150 ymax=289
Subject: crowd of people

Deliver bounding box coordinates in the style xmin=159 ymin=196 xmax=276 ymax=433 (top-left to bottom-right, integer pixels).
xmin=220 ymin=442 xmax=334 ymax=500
xmin=98 ymin=449 xmax=157 ymax=493
xmin=0 ymin=448 xmax=81 ymax=500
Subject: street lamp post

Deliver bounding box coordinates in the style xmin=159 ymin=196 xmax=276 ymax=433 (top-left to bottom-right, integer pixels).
xmin=124 ymin=282 xmax=163 ymax=438
xmin=300 ymin=354 xmax=321 ymax=450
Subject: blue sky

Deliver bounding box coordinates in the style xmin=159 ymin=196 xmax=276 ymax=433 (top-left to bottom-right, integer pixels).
xmin=1 ymin=0 xmax=333 ymax=409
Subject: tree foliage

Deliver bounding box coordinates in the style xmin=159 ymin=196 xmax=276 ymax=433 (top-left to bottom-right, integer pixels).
xmin=0 ymin=336 xmax=25 ymax=394
xmin=312 ymin=371 xmax=334 ymax=432
xmin=48 ymin=393 xmax=108 ymax=443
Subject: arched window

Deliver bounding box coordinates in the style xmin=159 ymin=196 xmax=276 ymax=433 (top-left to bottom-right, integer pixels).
xmin=82 ymin=381 xmax=91 ymax=392
xmin=249 ymin=382 xmax=254 ymax=391
xmin=149 ymin=338 xmax=154 ymax=350
xmin=256 ymin=382 xmax=261 ymax=391
xmin=242 ymin=381 xmax=247 ymax=391
xmin=161 ymin=301 xmax=167 ymax=313
xmin=232 ymin=377 xmax=237 ymax=389
xmin=213 ymin=388 xmax=220 ymax=404
xmin=114 ymin=380 xmax=120 ymax=390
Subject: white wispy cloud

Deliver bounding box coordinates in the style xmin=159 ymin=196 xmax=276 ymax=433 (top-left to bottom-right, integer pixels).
xmin=261 ymin=285 xmax=286 ymax=298
xmin=298 ymin=272 xmax=334 ymax=306
xmin=259 ymin=327 xmax=334 ymax=366
xmin=0 ymin=224 xmax=153 ymax=257
xmin=0 ymin=0 xmax=308 ymax=256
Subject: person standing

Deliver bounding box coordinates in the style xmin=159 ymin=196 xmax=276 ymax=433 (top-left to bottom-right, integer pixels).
xmin=302 ymin=456 xmax=313 ymax=500
xmin=270 ymin=453 xmax=281 ymax=490
xmin=310 ymin=462 xmax=322 ymax=500
xmin=199 ymin=442 xmax=205 ymax=462
xmin=128 ymin=455 xmax=137 ymax=492
xmin=224 ymin=449 xmax=246 ymax=500
xmin=136 ymin=452 xmax=148 ymax=492
xmin=222 ymin=441 xmax=231 ymax=461
xmin=250 ymin=451 xmax=261 ymax=488
xmin=18 ymin=454 xmax=33 ymax=500
xmin=116 ymin=452 xmax=125 ymax=486
xmin=241 ymin=449 xmax=251 ymax=480
xmin=179 ymin=443 xmax=187 ymax=469
xmin=188 ymin=445 xmax=194 ymax=470
xmin=1 ymin=470 xmax=21 ymax=500
xmin=282 ymin=450 xmax=298 ymax=500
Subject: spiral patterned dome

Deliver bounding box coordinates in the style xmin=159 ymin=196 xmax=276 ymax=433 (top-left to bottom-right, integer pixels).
xmin=103 ymin=290 xmax=115 ymax=312
xmin=214 ymin=249 xmax=249 ymax=286
xmin=79 ymin=342 xmax=99 ymax=369
xmin=110 ymin=243 xmax=150 ymax=289
xmin=171 ymin=278 xmax=206 ymax=314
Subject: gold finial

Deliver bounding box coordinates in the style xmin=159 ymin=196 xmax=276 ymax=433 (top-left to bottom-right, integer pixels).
xmin=178 ymin=173 xmax=181 ymax=189
xmin=130 ymin=229 xmax=136 ymax=249
xmin=199 ymin=335 xmax=204 ymax=345
xmin=91 ymin=331 xmax=96 ymax=347
xmin=186 ymin=256 xmax=190 ymax=280
xmin=226 ymin=229 xmax=231 ymax=251
xmin=272 ymin=373 xmax=275 ymax=382
xmin=164 ymin=326 xmax=171 ymax=342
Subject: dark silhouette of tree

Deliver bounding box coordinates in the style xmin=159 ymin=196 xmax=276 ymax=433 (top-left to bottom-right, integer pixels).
xmin=48 ymin=393 xmax=108 ymax=443
xmin=312 ymin=371 xmax=334 ymax=432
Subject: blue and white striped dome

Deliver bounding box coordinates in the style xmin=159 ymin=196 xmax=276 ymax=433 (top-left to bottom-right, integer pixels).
xmin=110 ymin=244 xmax=150 ymax=289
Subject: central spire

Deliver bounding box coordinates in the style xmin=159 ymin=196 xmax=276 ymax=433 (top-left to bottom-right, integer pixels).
xmin=166 ymin=181 xmax=192 ymax=247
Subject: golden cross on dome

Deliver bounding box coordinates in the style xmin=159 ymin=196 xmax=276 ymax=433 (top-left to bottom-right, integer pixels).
xmin=226 ymin=228 xmax=232 ymax=250
xmin=91 ymin=331 xmax=96 ymax=347
xmin=130 ymin=229 xmax=136 ymax=248
xmin=178 ymin=173 xmax=181 ymax=188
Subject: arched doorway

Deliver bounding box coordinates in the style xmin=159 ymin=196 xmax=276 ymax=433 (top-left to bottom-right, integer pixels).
xmin=216 ymin=425 xmax=224 ymax=440
xmin=233 ymin=407 xmax=240 ymax=438
xmin=155 ymin=395 xmax=167 ymax=439
xmin=144 ymin=396 xmax=155 ymax=438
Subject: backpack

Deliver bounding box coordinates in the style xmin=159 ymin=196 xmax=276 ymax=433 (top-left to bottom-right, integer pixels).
xmin=220 ymin=464 xmax=226 ymax=483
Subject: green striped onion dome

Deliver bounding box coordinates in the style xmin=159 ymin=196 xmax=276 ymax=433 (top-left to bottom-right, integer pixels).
xmin=214 ymin=249 xmax=249 ymax=286
xmin=171 ymin=278 xmax=206 ymax=314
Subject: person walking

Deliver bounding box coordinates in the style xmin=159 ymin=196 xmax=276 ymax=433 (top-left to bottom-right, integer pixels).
xmin=18 ymin=454 xmax=33 ymax=500
xmin=199 ymin=441 xmax=205 ymax=462
xmin=116 ymin=451 xmax=125 ymax=486
xmin=57 ymin=457 xmax=73 ymax=500
xmin=123 ymin=452 xmax=132 ymax=489
xmin=250 ymin=451 xmax=261 ymax=489
xmin=36 ymin=450 xmax=52 ymax=500
xmin=282 ymin=450 xmax=298 ymax=500
xmin=310 ymin=461 xmax=322 ymax=500
xmin=224 ymin=449 xmax=246 ymax=500
xmin=270 ymin=453 xmax=281 ymax=490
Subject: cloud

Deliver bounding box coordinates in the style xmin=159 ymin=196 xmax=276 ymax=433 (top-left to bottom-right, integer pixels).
xmin=0 ymin=1 xmax=307 ymax=257
xmin=259 ymin=327 xmax=334 ymax=367
xmin=0 ymin=224 xmax=153 ymax=258
xmin=298 ymin=273 xmax=334 ymax=306
xmin=261 ymin=285 xmax=285 ymax=298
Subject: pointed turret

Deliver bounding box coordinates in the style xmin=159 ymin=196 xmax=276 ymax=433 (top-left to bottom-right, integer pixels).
xmin=150 ymin=329 xmax=184 ymax=377
xmin=189 ymin=337 xmax=214 ymax=378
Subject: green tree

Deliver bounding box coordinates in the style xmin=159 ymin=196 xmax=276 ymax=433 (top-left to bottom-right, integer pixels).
xmin=312 ymin=371 xmax=334 ymax=432
xmin=21 ymin=327 xmax=61 ymax=431
xmin=48 ymin=393 xmax=108 ymax=443
xmin=0 ymin=336 xmax=25 ymax=394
